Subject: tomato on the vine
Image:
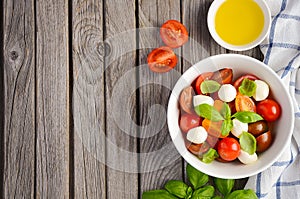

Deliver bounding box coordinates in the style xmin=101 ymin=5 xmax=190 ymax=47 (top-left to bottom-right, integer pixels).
xmin=179 ymin=113 xmax=201 ymax=133
xmin=257 ymin=99 xmax=281 ymax=122
xmin=160 ymin=20 xmax=188 ymax=48
xmin=147 ymin=46 xmax=177 ymax=73
xmin=217 ymin=137 xmax=240 ymax=161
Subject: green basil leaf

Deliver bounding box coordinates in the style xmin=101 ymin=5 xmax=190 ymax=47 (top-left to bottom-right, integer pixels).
xmin=185 ymin=187 xmax=193 ymax=199
xmin=187 ymin=164 xmax=209 ymax=189
xmin=214 ymin=178 xmax=235 ymax=196
xmin=192 ymin=185 xmax=215 ymax=199
xmin=221 ymin=119 xmax=233 ymax=137
xmin=239 ymin=132 xmax=257 ymax=155
xmin=212 ymin=196 xmax=222 ymax=199
xmin=142 ymin=190 xmax=178 ymax=199
xmin=195 ymin=104 xmax=224 ymax=122
xmin=226 ymin=189 xmax=258 ymax=199
xmin=238 ymin=78 xmax=257 ymax=97
xmin=232 ymin=111 xmax=263 ymax=123
xmin=221 ymin=103 xmax=231 ymax=120
xmin=165 ymin=180 xmax=189 ymax=198
xmin=200 ymin=80 xmax=221 ymax=94
xmin=201 ymin=148 xmax=219 ymax=164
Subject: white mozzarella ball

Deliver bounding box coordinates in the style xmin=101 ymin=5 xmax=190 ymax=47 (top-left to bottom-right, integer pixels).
xmin=218 ymin=84 xmax=237 ymax=102
xmin=238 ymin=150 xmax=258 ymax=164
xmin=253 ymin=80 xmax=269 ymax=101
xmin=193 ymin=95 xmax=214 ymax=107
xmin=231 ymin=119 xmax=248 ymax=138
xmin=186 ymin=126 xmax=208 ymax=144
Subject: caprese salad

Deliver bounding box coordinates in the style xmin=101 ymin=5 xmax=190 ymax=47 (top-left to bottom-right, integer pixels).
xmin=178 ymin=68 xmax=281 ymax=164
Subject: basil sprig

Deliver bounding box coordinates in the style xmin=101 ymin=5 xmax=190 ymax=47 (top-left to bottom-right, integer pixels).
xmin=142 ymin=164 xmax=258 ymax=199
xmin=239 ymin=132 xmax=257 ymax=155
xmin=194 ymin=104 xmax=224 ymax=122
xmin=200 ymin=80 xmax=221 ymax=94
xmin=239 ymin=78 xmax=257 ymax=97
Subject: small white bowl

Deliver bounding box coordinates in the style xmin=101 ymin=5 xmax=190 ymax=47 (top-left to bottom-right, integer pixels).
xmin=167 ymin=54 xmax=294 ymax=179
xmin=207 ymin=0 xmax=271 ymax=51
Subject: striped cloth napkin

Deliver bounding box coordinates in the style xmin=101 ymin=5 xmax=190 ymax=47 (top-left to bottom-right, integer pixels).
xmin=245 ymin=0 xmax=300 ymax=198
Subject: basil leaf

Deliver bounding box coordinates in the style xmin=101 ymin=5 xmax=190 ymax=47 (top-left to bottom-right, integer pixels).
xmin=185 ymin=187 xmax=193 ymax=199
xmin=221 ymin=119 xmax=233 ymax=137
xmin=195 ymin=104 xmax=224 ymax=122
xmin=226 ymin=189 xmax=258 ymax=199
xmin=232 ymin=111 xmax=263 ymax=123
xmin=212 ymin=196 xmax=222 ymax=199
xmin=200 ymin=80 xmax=221 ymax=94
xmin=165 ymin=180 xmax=189 ymax=198
xmin=214 ymin=178 xmax=235 ymax=196
xmin=142 ymin=190 xmax=178 ymax=199
xmin=192 ymin=185 xmax=215 ymax=199
xmin=221 ymin=103 xmax=231 ymax=120
xmin=239 ymin=78 xmax=257 ymax=97
xmin=187 ymin=164 xmax=209 ymax=189
xmin=239 ymin=132 xmax=257 ymax=155
xmin=201 ymin=148 xmax=219 ymax=164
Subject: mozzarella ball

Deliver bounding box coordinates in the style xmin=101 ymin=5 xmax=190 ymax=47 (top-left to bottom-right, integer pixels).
xmin=218 ymin=84 xmax=237 ymax=102
xmin=238 ymin=150 xmax=258 ymax=164
xmin=193 ymin=95 xmax=214 ymax=107
xmin=186 ymin=126 xmax=208 ymax=144
xmin=231 ymin=119 xmax=248 ymax=138
xmin=253 ymin=80 xmax=269 ymax=101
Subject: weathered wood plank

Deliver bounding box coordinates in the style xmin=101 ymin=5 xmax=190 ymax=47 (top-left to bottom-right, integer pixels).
xmin=72 ymin=0 xmax=106 ymax=198
xmin=138 ymin=0 xmax=183 ymax=196
xmin=104 ymin=0 xmax=139 ymax=198
xmin=2 ymin=0 xmax=35 ymax=198
xmin=35 ymin=0 xmax=70 ymax=198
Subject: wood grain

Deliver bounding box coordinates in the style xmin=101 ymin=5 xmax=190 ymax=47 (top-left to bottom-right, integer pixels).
xmin=72 ymin=0 xmax=106 ymax=198
xmin=138 ymin=0 xmax=183 ymax=196
xmin=104 ymin=0 xmax=138 ymax=198
xmin=35 ymin=0 xmax=70 ymax=198
xmin=2 ymin=0 xmax=35 ymax=198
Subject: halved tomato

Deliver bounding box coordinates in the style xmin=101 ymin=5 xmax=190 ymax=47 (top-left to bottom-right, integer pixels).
xmin=160 ymin=20 xmax=188 ymax=48
xmin=186 ymin=141 xmax=210 ymax=156
xmin=202 ymin=119 xmax=226 ymax=138
xmin=235 ymin=93 xmax=256 ymax=112
xmin=211 ymin=68 xmax=233 ymax=84
xmin=194 ymin=72 xmax=213 ymax=94
xmin=147 ymin=46 xmax=177 ymax=73
xmin=233 ymin=74 xmax=259 ymax=89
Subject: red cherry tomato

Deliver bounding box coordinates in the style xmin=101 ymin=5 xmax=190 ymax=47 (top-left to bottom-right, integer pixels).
xmin=257 ymin=99 xmax=281 ymax=122
xmin=194 ymin=72 xmax=213 ymax=95
xmin=233 ymin=74 xmax=259 ymax=89
xmin=179 ymin=113 xmax=201 ymax=133
xmin=210 ymin=68 xmax=233 ymax=84
xmin=147 ymin=46 xmax=177 ymax=73
xmin=160 ymin=20 xmax=188 ymax=48
xmin=217 ymin=137 xmax=240 ymax=161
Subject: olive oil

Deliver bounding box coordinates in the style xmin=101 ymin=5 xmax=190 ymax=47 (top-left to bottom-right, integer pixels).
xmin=215 ymin=0 xmax=264 ymax=46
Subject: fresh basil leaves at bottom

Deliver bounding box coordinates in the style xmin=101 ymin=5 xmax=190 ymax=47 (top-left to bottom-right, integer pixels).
xmin=214 ymin=178 xmax=235 ymax=196
xmin=142 ymin=189 xmax=178 ymax=199
xmin=191 ymin=185 xmax=215 ymax=199
xmin=186 ymin=164 xmax=209 ymax=189
xmin=226 ymin=189 xmax=258 ymax=199
xmin=164 ymin=180 xmax=189 ymax=198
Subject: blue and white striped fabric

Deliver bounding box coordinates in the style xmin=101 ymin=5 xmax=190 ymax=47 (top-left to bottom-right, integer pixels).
xmin=245 ymin=0 xmax=300 ymax=198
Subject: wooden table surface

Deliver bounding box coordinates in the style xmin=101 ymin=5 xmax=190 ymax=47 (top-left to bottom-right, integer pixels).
xmin=1 ymin=0 xmax=264 ymax=198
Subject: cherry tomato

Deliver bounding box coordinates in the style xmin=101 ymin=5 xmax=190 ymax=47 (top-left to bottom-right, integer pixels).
xmin=257 ymin=99 xmax=281 ymax=122
xmin=233 ymin=74 xmax=259 ymax=89
xmin=160 ymin=20 xmax=188 ymax=48
xmin=179 ymin=86 xmax=195 ymax=114
xmin=202 ymin=119 xmax=226 ymax=138
xmin=194 ymin=72 xmax=213 ymax=94
xmin=211 ymin=68 xmax=233 ymax=84
xmin=248 ymin=121 xmax=269 ymax=137
xmin=256 ymin=131 xmax=272 ymax=153
xmin=235 ymin=93 xmax=256 ymax=112
xmin=186 ymin=141 xmax=210 ymax=156
xmin=147 ymin=46 xmax=177 ymax=73
xmin=179 ymin=113 xmax=201 ymax=133
xmin=217 ymin=137 xmax=240 ymax=161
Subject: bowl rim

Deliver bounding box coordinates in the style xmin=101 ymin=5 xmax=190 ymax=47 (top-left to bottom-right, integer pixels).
xmin=207 ymin=0 xmax=271 ymax=51
xmin=167 ymin=54 xmax=295 ymax=179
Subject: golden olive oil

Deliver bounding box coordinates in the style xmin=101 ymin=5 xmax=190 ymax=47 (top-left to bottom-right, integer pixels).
xmin=215 ymin=0 xmax=264 ymax=45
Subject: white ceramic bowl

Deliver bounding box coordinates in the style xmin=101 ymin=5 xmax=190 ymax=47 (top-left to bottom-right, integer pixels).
xmin=167 ymin=54 xmax=294 ymax=179
xmin=207 ymin=0 xmax=271 ymax=51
